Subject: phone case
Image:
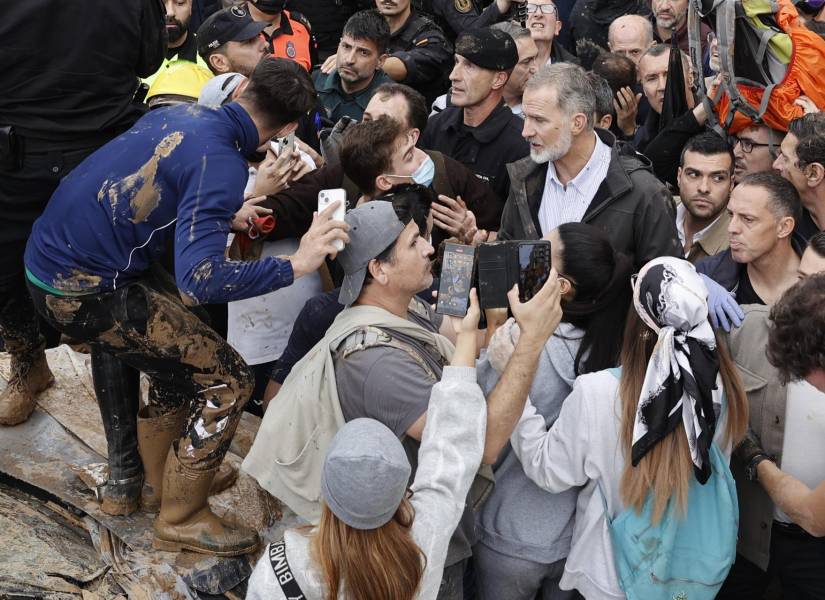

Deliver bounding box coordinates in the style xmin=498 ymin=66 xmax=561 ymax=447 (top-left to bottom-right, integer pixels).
xmin=436 ymin=243 xmax=476 ymax=317
xmin=318 ymin=189 xmax=347 ymax=251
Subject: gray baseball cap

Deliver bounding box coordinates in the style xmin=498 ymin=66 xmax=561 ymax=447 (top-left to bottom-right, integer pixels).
xmin=320 ymin=418 xmax=411 ymax=530
xmin=337 ymin=201 xmax=405 ymax=306
xmin=198 ymin=72 xmax=245 ymax=108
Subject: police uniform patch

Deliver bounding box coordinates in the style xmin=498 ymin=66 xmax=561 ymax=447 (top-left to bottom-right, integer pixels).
xmin=455 ymin=0 xmax=473 ymax=13
xmin=286 ymin=41 xmax=296 ymax=58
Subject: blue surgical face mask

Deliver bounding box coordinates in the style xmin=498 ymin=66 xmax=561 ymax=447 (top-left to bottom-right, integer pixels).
xmin=410 ymin=154 xmax=435 ymax=187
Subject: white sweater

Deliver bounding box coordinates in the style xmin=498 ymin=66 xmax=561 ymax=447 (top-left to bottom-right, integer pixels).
xmin=246 ymin=366 xmax=486 ymax=600
xmin=510 ymin=370 xmax=731 ymax=600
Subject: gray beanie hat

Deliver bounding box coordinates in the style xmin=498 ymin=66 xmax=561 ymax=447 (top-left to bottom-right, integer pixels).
xmin=320 ymin=418 xmax=411 ymax=530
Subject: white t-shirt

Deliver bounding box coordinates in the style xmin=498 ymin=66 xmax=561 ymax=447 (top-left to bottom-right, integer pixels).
xmin=776 ymin=380 xmax=825 ymax=522
xmin=226 ymin=164 xmax=323 ymax=365
xmin=226 ymin=238 xmax=323 ymax=365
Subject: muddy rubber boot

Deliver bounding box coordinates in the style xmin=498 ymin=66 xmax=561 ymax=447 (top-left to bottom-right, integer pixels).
xmin=138 ymin=407 xmax=237 ymax=512
xmin=0 ymin=347 xmax=55 ymax=426
xmin=137 ymin=405 xmax=185 ymax=512
xmin=153 ymin=450 xmax=260 ymax=556
xmin=212 ymin=461 xmax=239 ymax=494
xmin=91 ymin=349 xmax=143 ymax=516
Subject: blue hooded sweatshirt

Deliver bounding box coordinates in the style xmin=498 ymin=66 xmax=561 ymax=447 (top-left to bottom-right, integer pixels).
xmin=25 ymin=102 xmax=293 ymax=305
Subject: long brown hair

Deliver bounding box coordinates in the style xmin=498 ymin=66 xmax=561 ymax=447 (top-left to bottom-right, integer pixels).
xmin=309 ymin=499 xmax=426 ymax=600
xmin=618 ymin=309 xmax=748 ymax=523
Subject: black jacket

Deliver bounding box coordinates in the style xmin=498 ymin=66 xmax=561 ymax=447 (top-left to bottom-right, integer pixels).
xmin=696 ymin=239 xmax=805 ymax=299
xmin=0 ymin=0 xmax=166 ymax=144
xmin=414 ymin=0 xmax=504 ymax=41
xmin=420 ymin=102 xmax=529 ymax=205
xmin=551 ymin=40 xmax=580 ymax=65
xmin=643 ymin=108 xmax=705 ymax=188
xmin=388 ymin=11 xmax=453 ymax=105
xmin=293 ymin=0 xmax=372 ymax=61
xmin=498 ymin=129 xmax=682 ymax=269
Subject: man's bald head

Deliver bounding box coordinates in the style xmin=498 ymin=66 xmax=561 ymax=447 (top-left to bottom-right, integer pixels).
xmin=608 ymin=15 xmax=654 ymax=65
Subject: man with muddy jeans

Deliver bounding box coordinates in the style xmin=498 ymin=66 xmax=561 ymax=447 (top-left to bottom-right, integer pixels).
xmin=23 ymin=58 xmax=350 ymax=556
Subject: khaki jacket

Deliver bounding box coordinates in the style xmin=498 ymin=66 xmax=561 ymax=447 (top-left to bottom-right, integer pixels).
xmin=686 ymin=211 xmax=731 ymax=264
xmin=726 ymin=305 xmax=787 ymax=571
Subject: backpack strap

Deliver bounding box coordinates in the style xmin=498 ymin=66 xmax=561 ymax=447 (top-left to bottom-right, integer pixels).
xmin=333 ymin=325 xmax=440 ymax=383
xmin=268 ymin=539 xmax=307 ymax=599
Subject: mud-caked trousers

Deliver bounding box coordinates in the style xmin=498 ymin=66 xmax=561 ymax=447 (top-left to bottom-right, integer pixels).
xmin=27 ymin=279 xmax=253 ymax=471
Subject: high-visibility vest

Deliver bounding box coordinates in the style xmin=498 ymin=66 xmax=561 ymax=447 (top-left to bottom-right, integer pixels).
xmin=265 ymin=10 xmax=313 ymax=71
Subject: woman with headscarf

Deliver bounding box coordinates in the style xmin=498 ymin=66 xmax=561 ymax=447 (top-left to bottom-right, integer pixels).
xmin=507 ymin=256 xmax=748 ymax=599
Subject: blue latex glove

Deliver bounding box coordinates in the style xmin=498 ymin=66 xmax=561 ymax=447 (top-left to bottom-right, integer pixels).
xmin=700 ymin=274 xmax=744 ymax=332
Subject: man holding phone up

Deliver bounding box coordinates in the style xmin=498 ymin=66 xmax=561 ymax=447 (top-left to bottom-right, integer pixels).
xmin=246 ymin=196 xmax=566 ymax=598
xmin=23 ymin=58 xmax=349 ymax=557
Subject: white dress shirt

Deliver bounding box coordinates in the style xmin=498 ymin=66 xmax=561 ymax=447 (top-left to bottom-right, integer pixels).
xmin=538 ymin=133 xmax=612 ymax=236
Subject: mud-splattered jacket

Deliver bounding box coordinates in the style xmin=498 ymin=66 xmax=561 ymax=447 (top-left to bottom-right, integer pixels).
xmin=24 ymin=102 xmax=295 ymax=305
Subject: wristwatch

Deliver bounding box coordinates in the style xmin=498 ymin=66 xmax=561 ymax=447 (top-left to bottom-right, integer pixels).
xmin=745 ymin=453 xmax=774 ymax=482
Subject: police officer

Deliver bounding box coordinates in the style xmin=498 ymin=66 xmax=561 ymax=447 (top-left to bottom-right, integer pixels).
xmin=419 ymin=28 xmax=529 ymax=211
xmin=247 ymin=0 xmax=317 ymax=70
xmin=414 ymin=0 xmax=525 ymax=41
xmin=376 ymin=0 xmax=455 ymax=106
xmin=298 ymin=0 xmax=374 ymax=62
xmin=0 ymin=0 xmax=166 ymax=426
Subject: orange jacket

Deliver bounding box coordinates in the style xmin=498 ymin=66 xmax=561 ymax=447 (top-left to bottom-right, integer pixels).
xmin=265 ymin=10 xmax=313 ymax=71
xmin=716 ymin=0 xmax=825 ymax=132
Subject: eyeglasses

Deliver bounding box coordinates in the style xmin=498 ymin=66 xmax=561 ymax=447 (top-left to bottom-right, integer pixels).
xmin=731 ymin=136 xmax=772 ymax=154
xmin=526 ymin=3 xmax=558 ymax=15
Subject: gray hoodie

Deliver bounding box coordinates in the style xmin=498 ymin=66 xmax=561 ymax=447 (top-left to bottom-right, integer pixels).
xmin=475 ymin=322 xmax=583 ymax=564
xmin=246 ymin=366 xmax=486 ymax=600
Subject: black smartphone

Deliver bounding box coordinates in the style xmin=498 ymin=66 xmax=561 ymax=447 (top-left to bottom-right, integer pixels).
xmin=436 ymin=243 xmax=476 ymax=317
xmin=477 ymin=242 xmax=513 ymax=310
xmin=516 ymin=241 xmax=552 ymax=303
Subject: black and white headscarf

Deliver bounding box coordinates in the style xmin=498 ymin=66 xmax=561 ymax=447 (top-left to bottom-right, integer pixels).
xmin=631 ymin=257 xmax=722 ymax=484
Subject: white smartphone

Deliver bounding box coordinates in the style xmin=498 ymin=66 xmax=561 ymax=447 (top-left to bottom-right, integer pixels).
xmin=270 ymin=132 xmax=296 ymax=156
xmin=318 ymin=188 xmax=347 ymax=251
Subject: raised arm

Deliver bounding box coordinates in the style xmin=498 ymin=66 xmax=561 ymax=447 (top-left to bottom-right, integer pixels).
xmin=410 ymin=293 xmax=485 ymax=599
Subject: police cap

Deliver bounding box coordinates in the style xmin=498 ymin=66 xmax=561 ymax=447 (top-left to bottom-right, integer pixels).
xmin=455 ymin=27 xmax=519 ymax=71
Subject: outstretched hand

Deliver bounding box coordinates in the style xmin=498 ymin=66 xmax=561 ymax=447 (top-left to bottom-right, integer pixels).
xmin=289 ymin=201 xmax=350 ymax=278
xmin=508 ymin=269 xmax=563 ymax=348
xmin=450 ymin=288 xmax=481 ymax=367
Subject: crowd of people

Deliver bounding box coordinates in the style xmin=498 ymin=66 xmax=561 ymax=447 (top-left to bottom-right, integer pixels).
xmin=3 ymin=0 xmax=825 ymax=598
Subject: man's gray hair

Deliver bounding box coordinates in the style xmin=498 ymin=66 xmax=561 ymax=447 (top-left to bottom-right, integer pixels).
xmin=524 ymin=63 xmax=596 ymax=129
xmin=491 ymin=21 xmax=532 ymax=42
